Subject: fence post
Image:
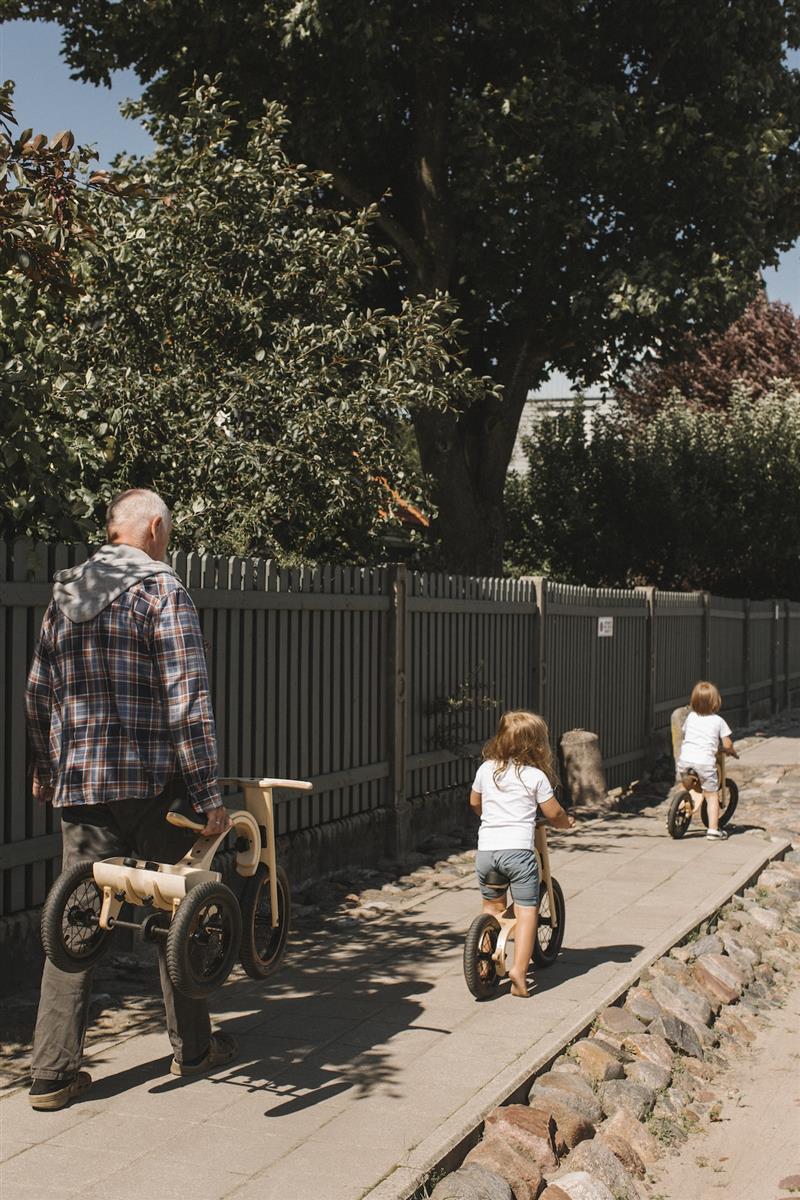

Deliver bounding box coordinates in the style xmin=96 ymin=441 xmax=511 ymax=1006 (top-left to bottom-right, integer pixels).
xmin=770 ymin=599 xmax=778 ymax=715
xmin=702 ymin=591 xmax=712 ymax=678
xmin=385 ymin=563 xmax=411 ymax=862
xmin=644 ymin=587 xmax=656 ymax=757
xmin=785 ymin=600 xmax=792 ymax=712
xmin=533 ymin=577 xmax=548 ymax=716
xmin=743 ymin=599 xmax=751 ymax=725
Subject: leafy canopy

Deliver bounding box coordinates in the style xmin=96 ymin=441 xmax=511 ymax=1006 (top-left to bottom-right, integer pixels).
xmin=1 ymin=82 xmax=490 ymax=557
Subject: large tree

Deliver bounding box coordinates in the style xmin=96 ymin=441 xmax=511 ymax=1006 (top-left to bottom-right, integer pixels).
xmin=2 ymin=83 xmax=488 ymax=557
xmin=7 ymin=2 xmax=800 ymax=570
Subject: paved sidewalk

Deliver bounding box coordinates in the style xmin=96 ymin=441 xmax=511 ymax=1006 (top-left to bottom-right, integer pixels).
xmin=0 ymin=798 xmax=787 ymax=1200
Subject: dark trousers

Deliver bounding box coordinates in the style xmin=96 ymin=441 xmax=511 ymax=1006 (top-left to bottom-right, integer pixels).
xmin=31 ymin=793 xmax=211 ymax=1080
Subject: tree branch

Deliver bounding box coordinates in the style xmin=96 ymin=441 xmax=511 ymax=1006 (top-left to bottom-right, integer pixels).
xmin=319 ymin=162 xmax=429 ymax=283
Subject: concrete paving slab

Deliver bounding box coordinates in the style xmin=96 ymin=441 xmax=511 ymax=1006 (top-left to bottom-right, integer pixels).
xmin=1 ymin=801 xmax=789 ymax=1200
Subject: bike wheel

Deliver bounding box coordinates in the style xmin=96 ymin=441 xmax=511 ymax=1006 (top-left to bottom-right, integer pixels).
xmin=463 ymin=913 xmax=501 ymax=1000
xmin=701 ymin=778 xmax=739 ymax=829
xmin=166 ymin=881 xmax=242 ymax=999
xmin=40 ymin=860 xmax=115 ymax=973
xmin=239 ymin=863 xmax=291 ymax=979
xmin=667 ymin=788 xmax=693 ymax=838
xmin=534 ymin=877 xmax=566 ymax=967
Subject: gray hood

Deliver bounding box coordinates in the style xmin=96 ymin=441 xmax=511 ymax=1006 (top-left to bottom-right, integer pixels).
xmin=53 ymin=543 xmax=178 ymax=623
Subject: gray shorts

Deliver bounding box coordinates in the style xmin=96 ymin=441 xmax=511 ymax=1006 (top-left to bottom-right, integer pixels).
xmin=677 ymin=759 xmax=719 ymax=793
xmin=475 ymin=848 xmax=540 ymax=907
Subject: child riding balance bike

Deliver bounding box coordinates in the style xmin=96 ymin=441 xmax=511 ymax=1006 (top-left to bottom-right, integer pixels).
xmin=463 ymin=710 xmax=575 ymax=1000
xmin=667 ymin=680 xmax=739 ymax=840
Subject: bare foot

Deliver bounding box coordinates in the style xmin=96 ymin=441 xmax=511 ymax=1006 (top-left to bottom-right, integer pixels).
xmin=508 ymin=970 xmax=531 ymax=997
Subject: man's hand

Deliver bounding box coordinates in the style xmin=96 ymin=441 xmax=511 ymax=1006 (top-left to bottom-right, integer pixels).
xmin=32 ymin=766 xmax=53 ymax=805
xmin=201 ymin=806 xmax=231 ymax=838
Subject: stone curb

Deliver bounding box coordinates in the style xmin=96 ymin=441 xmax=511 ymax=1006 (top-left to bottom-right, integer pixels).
xmin=364 ymin=834 xmax=791 ymax=1200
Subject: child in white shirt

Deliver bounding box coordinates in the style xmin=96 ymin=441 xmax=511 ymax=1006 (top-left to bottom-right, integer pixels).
xmin=470 ymin=710 xmax=574 ymax=997
xmin=677 ymin=680 xmax=738 ymax=841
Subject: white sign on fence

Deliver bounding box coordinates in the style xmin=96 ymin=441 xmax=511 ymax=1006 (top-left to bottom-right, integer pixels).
xmin=597 ymin=616 xmax=614 ymax=638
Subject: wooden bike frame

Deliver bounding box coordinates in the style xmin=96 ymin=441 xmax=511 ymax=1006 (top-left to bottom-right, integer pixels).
xmin=94 ymin=776 xmax=312 ymax=931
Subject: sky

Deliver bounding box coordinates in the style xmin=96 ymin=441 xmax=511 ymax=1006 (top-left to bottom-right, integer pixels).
xmin=3 ymin=16 xmax=800 ymax=388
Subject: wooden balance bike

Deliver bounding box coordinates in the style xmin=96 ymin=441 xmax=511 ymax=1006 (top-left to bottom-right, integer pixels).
xmin=40 ymin=776 xmax=312 ymax=998
xmin=666 ymin=705 xmax=739 ymax=838
xmin=463 ymin=822 xmax=566 ymax=1000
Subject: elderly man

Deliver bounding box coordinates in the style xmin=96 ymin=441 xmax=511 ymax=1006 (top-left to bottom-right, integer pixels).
xmin=25 ymin=488 xmax=236 ymax=1110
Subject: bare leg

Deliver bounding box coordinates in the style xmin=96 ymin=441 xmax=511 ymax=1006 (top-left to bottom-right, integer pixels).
xmin=482 ymin=894 xmax=507 ymax=917
xmin=705 ymin=790 xmax=721 ymax=831
xmin=509 ymin=904 xmax=538 ymax=997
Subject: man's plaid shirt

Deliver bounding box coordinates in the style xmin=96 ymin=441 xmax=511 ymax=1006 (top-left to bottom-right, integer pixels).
xmin=25 ymin=575 xmax=223 ymax=813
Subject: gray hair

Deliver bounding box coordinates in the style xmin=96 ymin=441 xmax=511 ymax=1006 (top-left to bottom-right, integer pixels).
xmin=106 ymin=488 xmax=171 ymax=533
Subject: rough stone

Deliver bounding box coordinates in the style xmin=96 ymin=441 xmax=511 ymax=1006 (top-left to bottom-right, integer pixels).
xmin=527 ymin=1100 xmax=595 ymax=1149
xmin=599 ymin=1079 xmax=656 ymax=1121
xmin=623 ymin=1033 xmax=674 ymax=1071
xmin=539 ymin=1188 xmax=572 ymax=1200
xmin=558 ymin=1138 xmax=641 ymax=1200
xmin=649 ymin=956 xmax=692 ymax=984
xmin=601 ymin=1107 xmax=662 ymax=1165
xmin=715 ymin=1010 xmax=756 ymax=1045
xmin=569 ymin=1039 xmax=625 ymax=1082
xmin=649 ymin=1012 xmax=704 ymax=1059
xmin=624 ymin=1059 xmax=671 ymax=1091
xmin=596 ymin=1132 xmax=646 ymax=1178
xmin=532 ymin=1080 xmax=599 ymax=1123
xmin=679 ymin=1056 xmax=714 ymax=1083
xmin=484 ymin=1105 xmax=561 ymax=1169
xmin=545 ymin=1173 xmax=615 ymax=1200
xmin=624 ymin=987 xmax=661 ymax=1024
xmin=669 ymin=943 xmax=695 ymax=963
xmin=761 ymin=945 xmax=795 ymax=973
xmin=464 ymin=1137 xmax=543 ymax=1200
xmin=649 ymin=975 xmax=713 ymax=1027
xmin=431 ymin=1163 xmax=514 ymax=1200
xmin=596 ymin=1007 xmax=645 ymax=1037
xmin=691 ymin=933 xmax=722 ymax=957
xmin=743 ymin=905 xmax=782 ymax=932
xmin=692 ymin=953 xmax=746 ymax=1005
xmin=589 ymin=1028 xmax=630 ymax=1055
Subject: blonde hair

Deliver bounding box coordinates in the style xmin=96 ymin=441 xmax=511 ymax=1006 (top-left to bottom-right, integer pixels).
xmin=482 ymin=709 xmax=557 ymax=787
xmin=690 ymin=680 xmax=722 ymax=715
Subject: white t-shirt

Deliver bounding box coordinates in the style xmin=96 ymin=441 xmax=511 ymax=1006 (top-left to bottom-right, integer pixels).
xmin=679 ymin=712 xmax=732 ymax=767
xmin=472 ymin=759 xmax=554 ymax=851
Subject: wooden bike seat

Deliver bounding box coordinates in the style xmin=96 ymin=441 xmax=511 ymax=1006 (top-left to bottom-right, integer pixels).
xmin=165 ymin=791 xmax=207 ymax=833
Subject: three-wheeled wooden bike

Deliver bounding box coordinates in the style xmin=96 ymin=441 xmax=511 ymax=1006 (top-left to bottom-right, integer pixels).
xmin=41 ymin=776 xmax=311 ymax=998
xmin=462 ymin=821 xmax=566 ymax=1000
xmin=666 ymin=705 xmax=738 ymax=838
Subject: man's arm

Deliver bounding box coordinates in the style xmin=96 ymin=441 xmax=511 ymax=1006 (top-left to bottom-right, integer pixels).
xmin=150 ymin=584 xmax=225 ymax=820
xmin=25 ymin=615 xmax=55 ymax=800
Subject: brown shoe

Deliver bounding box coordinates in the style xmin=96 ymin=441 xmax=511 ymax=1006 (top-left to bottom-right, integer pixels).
xmin=29 ymin=1070 xmax=92 ymax=1111
xmin=170 ymin=1031 xmax=237 ymax=1078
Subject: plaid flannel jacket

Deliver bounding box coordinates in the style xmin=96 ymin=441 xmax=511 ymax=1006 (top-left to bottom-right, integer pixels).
xmin=25 ymin=575 xmax=222 ymax=813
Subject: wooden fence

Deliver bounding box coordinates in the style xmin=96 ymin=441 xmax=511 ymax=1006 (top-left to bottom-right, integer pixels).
xmin=2 ymin=538 xmax=800 ymax=916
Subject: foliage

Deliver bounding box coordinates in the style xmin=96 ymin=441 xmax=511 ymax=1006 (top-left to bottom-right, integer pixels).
xmin=618 ymin=294 xmax=800 ymax=414
xmin=1 ymin=80 xmax=127 ymax=536
xmin=505 ymin=390 xmax=800 ymax=599
xmin=1 ymin=82 xmax=492 ymax=558
xmin=5 ymin=2 xmax=800 ymax=569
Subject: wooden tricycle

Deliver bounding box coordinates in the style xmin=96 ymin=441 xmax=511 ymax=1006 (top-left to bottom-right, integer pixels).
xmin=40 ymin=776 xmax=312 ymax=998
xmin=666 ymin=706 xmax=738 ymax=838
xmin=462 ymin=822 xmax=566 ymax=1000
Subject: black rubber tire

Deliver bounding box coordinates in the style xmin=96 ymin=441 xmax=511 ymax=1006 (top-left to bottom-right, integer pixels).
xmin=667 ymin=788 xmax=694 ymax=839
xmin=534 ymin=876 xmax=566 ymax=967
xmin=463 ymin=913 xmax=501 ymax=1000
xmin=701 ymin=778 xmax=739 ymax=829
xmin=239 ymin=863 xmax=292 ymax=979
xmin=40 ymin=860 xmax=114 ymax=973
xmin=165 ymin=880 xmax=242 ymax=999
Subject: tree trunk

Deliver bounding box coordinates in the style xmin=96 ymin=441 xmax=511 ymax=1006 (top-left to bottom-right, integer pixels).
xmin=560 ymin=729 xmax=609 ymax=809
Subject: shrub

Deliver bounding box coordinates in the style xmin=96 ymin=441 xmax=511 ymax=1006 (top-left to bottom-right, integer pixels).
xmin=505 ymin=388 xmax=800 ymax=598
